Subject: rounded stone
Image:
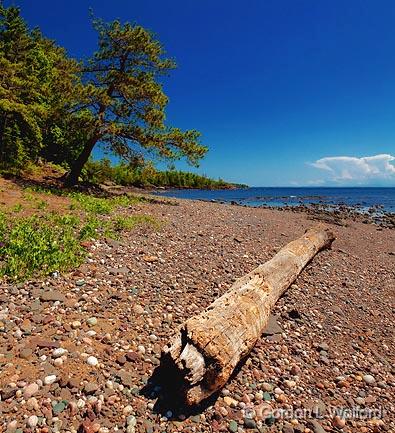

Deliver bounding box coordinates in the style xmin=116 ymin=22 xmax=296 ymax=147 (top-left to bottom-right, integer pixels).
xmin=19 ymin=348 xmax=33 ymax=359
xmin=332 ymin=416 xmax=346 ymax=429
xmin=53 ymin=401 xmax=67 ymax=414
xmin=43 ymin=375 xmax=57 ymax=385
xmin=71 ymin=320 xmax=82 ymax=329
xmin=87 ymin=317 xmax=98 ymax=326
xmin=23 ymin=383 xmax=39 ymax=399
xmin=363 ymin=374 xmax=375 ymax=385
xmin=52 ymin=348 xmax=67 ymax=358
xmin=228 ymin=420 xmax=238 ymax=432
xmin=7 ymin=420 xmax=18 ymax=431
xmin=133 ymin=304 xmax=145 ymax=315
xmin=54 ymin=358 xmax=63 ymax=367
xmin=284 ymin=380 xmax=296 ymax=388
xmin=244 ymin=418 xmax=257 ymax=429
xmin=261 ymin=382 xmax=273 ymax=392
xmin=224 ymin=396 xmax=238 ymax=407
xmin=127 ymin=415 xmax=137 ymax=426
xmin=123 ymin=405 xmax=133 ymax=416
xmin=87 ymin=356 xmax=99 ymax=366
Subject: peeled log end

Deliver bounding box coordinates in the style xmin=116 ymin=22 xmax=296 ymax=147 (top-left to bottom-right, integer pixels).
xmin=161 ymin=329 xmax=206 ymax=404
xmin=178 ymin=343 xmax=206 ymax=385
xmin=162 ymin=328 xmax=221 ymax=405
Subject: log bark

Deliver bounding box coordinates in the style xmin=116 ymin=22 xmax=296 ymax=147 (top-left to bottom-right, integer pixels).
xmin=161 ymin=225 xmax=335 ymax=405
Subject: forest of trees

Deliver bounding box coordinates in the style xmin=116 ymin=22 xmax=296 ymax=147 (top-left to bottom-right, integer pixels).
xmin=81 ymin=158 xmax=244 ymax=189
xmin=0 ymin=3 xmax=225 ymax=188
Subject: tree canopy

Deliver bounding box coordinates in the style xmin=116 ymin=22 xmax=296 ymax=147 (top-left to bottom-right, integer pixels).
xmin=0 ymin=4 xmax=82 ymax=169
xmin=0 ymin=4 xmax=207 ymax=185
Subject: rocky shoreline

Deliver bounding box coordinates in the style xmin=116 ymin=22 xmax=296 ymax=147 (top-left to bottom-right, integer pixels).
xmin=197 ymin=199 xmax=395 ymax=230
xmin=0 ymin=197 xmax=393 ymax=433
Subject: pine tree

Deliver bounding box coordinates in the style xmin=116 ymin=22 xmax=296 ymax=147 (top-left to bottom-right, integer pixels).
xmin=65 ymin=18 xmax=207 ymax=185
xmin=0 ymin=4 xmax=83 ymax=169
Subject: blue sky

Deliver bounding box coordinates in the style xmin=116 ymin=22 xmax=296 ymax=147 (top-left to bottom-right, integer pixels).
xmin=7 ymin=0 xmax=395 ymax=186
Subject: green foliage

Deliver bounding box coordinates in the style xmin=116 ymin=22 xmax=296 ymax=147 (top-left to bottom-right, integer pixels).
xmin=65 ymin=17 xmax=207 ymax=184
xmin=81 ymin=158 xmax=243 ymax=189
xmin=78 ymin=216 xmax=101 ymax=240
xmin=0 ymin=213 xmax=86 ymax=280
xmin=36 ymin=199 xmax=48 ymax=210
xmin=69 ymin=191 xmax=144 ymax=214
xmin=0 ymin=189 xmax=159 ymax=280
xmin=0 ymin=4 xmax=83 ymax=170
xmin=70 ymin=193 xmax=114 ymax=214
xmin=53 ymin=213 xmax=81 ymax=227
xmin=12 ymin=203 xmax=23 ymax=213
xmin=0 ymin=4 xmax=211 ymax=187
xmin=22 ymin=189 xmax=35 ymax=201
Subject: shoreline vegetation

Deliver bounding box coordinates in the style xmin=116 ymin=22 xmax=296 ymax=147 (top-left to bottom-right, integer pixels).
xmin=0 ymin=158 xmax=244 ymax=282
xmin=0 ymin=158 xmax=247 ymax=190
xmin=0 ymin=174 xmax=162 ymax=281
xmin=81 ymin=158 xmax=248 ymax=190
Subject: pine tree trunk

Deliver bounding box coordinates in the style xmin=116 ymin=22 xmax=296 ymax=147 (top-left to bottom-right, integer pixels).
xmin=64 ymin=135 xmax=99 ymax=186
xmin=161 ymin=225 xmax=335 ymax=405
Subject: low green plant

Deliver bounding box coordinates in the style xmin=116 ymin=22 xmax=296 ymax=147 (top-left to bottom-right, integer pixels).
xmin=0 ymin=213 xmax=7 ymax=238
xmin=112 ymin=194 xmax=144 ymax=207
xmin=113 ymin=214 xmax=159 ymax=231
xmin=36 ymin=199 xmax=48 ymax=210
xmin=22 ymin=190 xmax=35 ymax=202
xmin=0 ymin=191 xmax=160 ymax=280
xmin=79 ymin=216 xmax=101 ymax=240
xmin=70 ymin=192 xmax=145 ymax=215
xmin=70 ymin=193 xmax=115 ymax=215
xmin=0 ymin=214 xmax=86 ymax=280
xmin=12 ymin=203 xmax=23 ymax=213
xmin=54 ymin=214 xmax=81 ymax=227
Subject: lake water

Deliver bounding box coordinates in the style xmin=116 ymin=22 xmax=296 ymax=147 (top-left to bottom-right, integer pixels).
xmin=156 ymin=187 xmax=395 ymax=213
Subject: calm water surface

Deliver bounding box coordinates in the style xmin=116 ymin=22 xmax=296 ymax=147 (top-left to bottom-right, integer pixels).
xmin=156 ymin=187 xmax=395 ymax=213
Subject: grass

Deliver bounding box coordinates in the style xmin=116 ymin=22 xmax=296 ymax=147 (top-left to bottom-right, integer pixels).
xmin=0 ymin=189 xmax=160 ymax=281
xmin=69 ymin=192 xmax=147 ymax=215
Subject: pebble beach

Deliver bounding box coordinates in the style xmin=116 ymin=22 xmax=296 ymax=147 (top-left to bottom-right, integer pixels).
xmin=0 ymin=196 xmax=394 ymax=433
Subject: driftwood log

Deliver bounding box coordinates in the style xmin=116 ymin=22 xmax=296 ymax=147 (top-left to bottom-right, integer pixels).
xmin=162 ymin=225 xmax=335 ymax=405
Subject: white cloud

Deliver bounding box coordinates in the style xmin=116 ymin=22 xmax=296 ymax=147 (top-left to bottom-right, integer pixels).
xmin=311 ymin=154 xmax=395 ymax=183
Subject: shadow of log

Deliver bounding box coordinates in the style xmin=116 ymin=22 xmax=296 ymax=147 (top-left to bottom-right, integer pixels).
xmin=140 ymin=351 xmax=249 ymax=419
